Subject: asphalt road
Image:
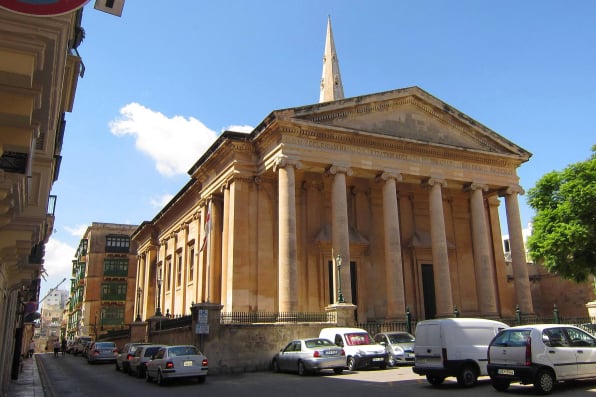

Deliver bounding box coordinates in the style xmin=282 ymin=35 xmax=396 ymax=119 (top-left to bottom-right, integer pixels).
xmin=37 ymin=353 xmax=596 ymax=397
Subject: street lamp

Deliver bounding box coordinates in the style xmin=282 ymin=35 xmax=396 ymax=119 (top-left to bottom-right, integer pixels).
xmin=336 ymin=253 xmax=345 ymax=303
xmin=155 ymin=270 xmax=163 ymax=317
xmin=135 ymin=286 xmax=142 ymax=322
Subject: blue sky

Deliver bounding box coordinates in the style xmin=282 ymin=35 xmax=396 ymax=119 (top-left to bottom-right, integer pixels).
xmin=40 ymin=0 xmax=596 ymax=298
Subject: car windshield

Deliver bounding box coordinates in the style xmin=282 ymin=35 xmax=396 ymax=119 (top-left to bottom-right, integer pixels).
xmin=345 ymin=333 xmax=373 ymax=346
xmin=169 ymin=346 xmax=198 ymax=356
xmin=388 ymin=333 xmax=414 ymax=343
xmin=491 ymin=329 xmax=531 ymax=347
xmin=305 ymin=339 xmax=335 ymax=348
xmin=144 ymin=347 xmax=161 ymax=357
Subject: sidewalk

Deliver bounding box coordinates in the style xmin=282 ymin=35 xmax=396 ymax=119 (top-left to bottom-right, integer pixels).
xmin=6 ymin=355 xmax=44 ymax=397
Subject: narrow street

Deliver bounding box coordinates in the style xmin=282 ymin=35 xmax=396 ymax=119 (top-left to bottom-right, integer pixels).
xmin=35 ymin=353 xmax=596 ymax=397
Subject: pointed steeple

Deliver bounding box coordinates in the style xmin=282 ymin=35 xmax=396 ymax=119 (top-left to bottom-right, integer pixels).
xmin=319 ymin=16 xmax=344 ymax=103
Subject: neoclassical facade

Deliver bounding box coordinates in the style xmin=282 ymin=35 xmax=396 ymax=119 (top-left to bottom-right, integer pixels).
xmin=132 ymin=85 xmax=537 ymax=323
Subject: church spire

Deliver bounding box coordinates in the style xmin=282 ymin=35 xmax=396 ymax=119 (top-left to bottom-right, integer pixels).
xmin=319 ymin=16 xmax=344 ymax=103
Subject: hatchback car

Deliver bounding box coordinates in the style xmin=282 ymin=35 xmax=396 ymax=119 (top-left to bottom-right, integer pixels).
xmin=129 ymin=344 xmax=165 ymax=378
xmin=271 ymin=338 xmax=346 ymax=376
xmin=87 ymin=341 xmax=118 ymax=364
xmin=116 ymin=342 xmax=151 ymax=374
xmin=374 ymin=332 xmax=415 ymax=366
xmin=145 ymin=345 xmax=208 ymax=385
xmin=487 ymin=324 xmax=596 ymax=394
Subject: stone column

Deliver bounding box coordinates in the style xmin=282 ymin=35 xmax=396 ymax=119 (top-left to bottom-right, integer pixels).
xmin=208 ymin=199 xmax=221 ymax=303
xmin=424 ymin=178 xmax=453 ymax=317
xmin=466 ymin=183 xmax=498 ymax=316
xmin=379 ymin=171 xmax=406 ymax=319
xmin=276 ymin=157 xmax=300 ymax=312
xmin=221 ymin=184 xmax=230 ymax=308
xmin=328 ymin=164 xmax=353 ymax=303
xmin=500 ymin=185 xmax=534 ymax=315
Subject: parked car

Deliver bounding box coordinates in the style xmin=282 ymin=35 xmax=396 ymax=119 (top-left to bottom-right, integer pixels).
xmin=87 ymin=341 xmax=118 ymax=364
xmin=487 ymin=324 xmax=596 ymax=394
xmin=412 ymin=318 xmax=509 ymax=387
xmin=319 ymin=327 xmax=387 ymax=371
xmin=82 ymin=341 xmax=94 ymax=359
xmin=73 ymin=336 xmax=92 ymax=356
xmin=271 ymin=338 xmax=346 ymax=376
xmin=374 ymin=332 xmax=415 ymax=366
xmin=116 ymin=342 xmax=151 ymax=374
xmin=146 ymin=345 xmax=208 ymax=386
xmin=129 ymin=344 xmax=165 ymax=378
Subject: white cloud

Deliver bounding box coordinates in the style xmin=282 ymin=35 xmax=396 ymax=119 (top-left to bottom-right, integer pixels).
xmin=224 ymin=124 xmax=253 ymax=133
xmin=64 ymin=224 xmax=88 ymax=238
xmin=109 ymin=103 xmax=218 ymax=177
xmin=150 ymin=193 xmax=174 ymax=208
xmin=39 ymin=238 xmax=76 ymax=299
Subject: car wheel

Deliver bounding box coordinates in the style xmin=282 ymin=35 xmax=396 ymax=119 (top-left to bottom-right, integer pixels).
xmin=456 ymin=364 xmax=478 ymax=387
xmin=333 ymin=368 xmax=343 ymax=375
xmin=128 ymin=367 xmax=135 ymax=377
xmin=388 ymin=355 xmax=396 ymax=367
xmin=272 ymin=359 xmax=280 ymax=373
xmin=426 ymin=375 xmax=445 ymax=386
xmin=298 ymin=361 xmax=307 ymax=376
xmin=145 ymin=371 xmax=152 ymax=383
xmin=137 ymin=366 xmax=144 ymax=378
xmin=347 ymin=357 xmax=357 ymax=371
xmin=197 ymin=375 xmax=206 ymax=384
xmin=379 ymin=363 xmax=387 ymax=370
xmin=534 ymin=369 xmax=555 ymax=395
xmin=157 ymin=370 xmax=166 ymax=387
xmin=491 ymin=378 xmax=510 ymax=392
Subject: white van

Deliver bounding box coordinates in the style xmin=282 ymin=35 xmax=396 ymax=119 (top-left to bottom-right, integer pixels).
xmin=412 ymin=318 xmax=509 ymax=387
xmin=319 ymin=327 xmax=387 ymax=370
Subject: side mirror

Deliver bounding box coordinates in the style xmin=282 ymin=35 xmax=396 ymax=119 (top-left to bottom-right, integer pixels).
xmin=379 ymin=341 xmax=386 ymax=346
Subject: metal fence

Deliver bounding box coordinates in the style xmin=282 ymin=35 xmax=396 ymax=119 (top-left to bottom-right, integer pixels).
xmin=220 ymin=311 xmax=337 ymax=324
xmin=153 ymin=314 xmax=193 ymax=331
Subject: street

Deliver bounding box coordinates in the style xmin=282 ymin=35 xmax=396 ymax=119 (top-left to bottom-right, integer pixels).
xmin=36 ymin=353 xmax=596 ymax=397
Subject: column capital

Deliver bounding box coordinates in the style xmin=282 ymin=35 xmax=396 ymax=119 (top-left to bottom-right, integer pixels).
xmin=499 ymin=184 xmax=525 ymax=197
xmin=274 ymin=155 xmax=302 ymax=172
xmin=463 ymin=182 xmax=488 ymax=192
xmin=422 ymin=177 xmax=447 ymax=188
xmin=326 ymin=164 xmax=353 ymax=177
xmin=376 ymin=170 xmax=403 ymax=183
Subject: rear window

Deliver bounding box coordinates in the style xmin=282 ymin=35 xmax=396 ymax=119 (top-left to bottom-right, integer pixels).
xmin=169 ymin=346 xmax=198 ymax=356
xmin=144 ymin=347 xmax=161 ymax=357
xmin=345 ymin=332 xmax=373 ymax=346
xmin=305 ymin=339 xmax=335 ymax=348
xmin=95 ymin=342 xmax=115 ymax=348
xmin=491 ymin=329 xmax=531 ymax=347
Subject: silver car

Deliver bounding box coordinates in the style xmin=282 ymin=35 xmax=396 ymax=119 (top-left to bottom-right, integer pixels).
xmin=129 ymin=344 xmax=165 ymax=378
xmin=87 ymin=341 xmax=117 ymax=364
xmin=145 ymin=345 xmax=208 ymax=385
xmin=374 ymin=332 xmax=415 ymax=366
xmin=272 ymin=338 xmax=346 ymax=376
xmin=116 ymin=342 xmax=151 ymax=374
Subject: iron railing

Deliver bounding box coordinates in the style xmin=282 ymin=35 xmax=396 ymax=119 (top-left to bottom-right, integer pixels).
xmin=220 ymin=311 xmax=336 ymax=324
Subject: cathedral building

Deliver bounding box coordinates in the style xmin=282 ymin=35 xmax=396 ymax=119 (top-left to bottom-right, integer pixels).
xmin=132 ymin=18 xmax=589 ymax=324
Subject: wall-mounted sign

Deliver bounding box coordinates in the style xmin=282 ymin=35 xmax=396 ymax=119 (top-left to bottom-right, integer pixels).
xmin=0 ymin=0 xmax=90 ymax=16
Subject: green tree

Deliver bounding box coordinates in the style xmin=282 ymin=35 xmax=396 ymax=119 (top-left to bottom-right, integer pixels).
xmin=526 ymin=145 xmax=596 ymax=283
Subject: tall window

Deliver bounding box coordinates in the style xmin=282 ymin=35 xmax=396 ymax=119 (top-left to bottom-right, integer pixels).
xmin=188 ymin=246 xmax=194 ymax=282
xmin=167 ymin=258 xmax=172 ymax=291
xmin=177 ymin=252 xmax=182 ymax=286
xmin=102 ymin=307 xmax=124 ymax=326
xmin=105 ymin=235 xmax=130 ymax=253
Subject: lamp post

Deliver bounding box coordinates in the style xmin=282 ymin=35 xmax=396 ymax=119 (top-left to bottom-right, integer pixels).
xmin=93 ymin=312 xmax=97 ymax=338
xmin=336 ymin=253 xmax=345 ymax=303
xmin=100 ymin=310 xmax=104 ymax=331
xmin=155 ymin=270 xmax=163 ymax=317
xmin=135 ymin=287 xmax=142 ymax=322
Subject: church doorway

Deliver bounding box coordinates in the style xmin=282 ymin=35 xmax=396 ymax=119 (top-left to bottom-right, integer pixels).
xmin=421 ymin=264 xmax=437 ymax=319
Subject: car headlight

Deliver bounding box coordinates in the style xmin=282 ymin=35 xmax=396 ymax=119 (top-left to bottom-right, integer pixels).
xmin=393 ymin=346 xmax=405 ymax=354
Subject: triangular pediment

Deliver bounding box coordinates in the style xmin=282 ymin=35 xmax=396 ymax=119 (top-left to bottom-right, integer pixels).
xmin=282 ymin=86 xmax=529 ymax=158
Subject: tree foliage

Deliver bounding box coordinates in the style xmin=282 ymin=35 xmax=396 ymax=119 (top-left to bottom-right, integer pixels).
xmin=526 ymin=145 xmax=596 ymax=283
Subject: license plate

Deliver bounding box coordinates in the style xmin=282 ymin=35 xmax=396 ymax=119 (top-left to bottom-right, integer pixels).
xmin=372 ymin=357 xmax=384 ymax=362
xmin=184 ymin=361 xmax=193 ymax=367
xmin=406 ymin=353 xmax=414 ymax=358
xmin=498 ymin=369 xmax=514 ymax=375
xmin=325 ymin=350 xmax=338 ymax=355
